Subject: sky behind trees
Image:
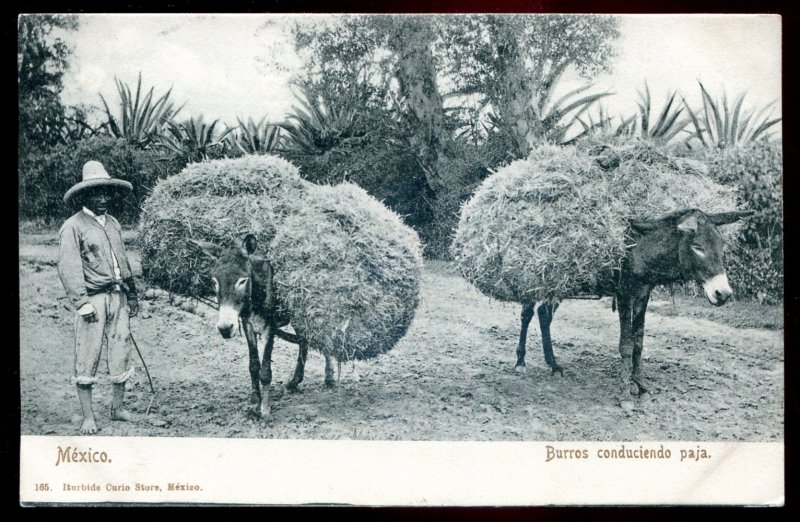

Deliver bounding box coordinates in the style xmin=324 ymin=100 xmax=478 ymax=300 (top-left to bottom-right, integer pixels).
xmin=57 ymin=14 xmax=781 ymax=126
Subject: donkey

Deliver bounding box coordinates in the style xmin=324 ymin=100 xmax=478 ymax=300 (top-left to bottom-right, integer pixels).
xmin=514 ymin=208 xmax=753 ymax=409
xmin=190 ymin=234 xmax=335 ymax=418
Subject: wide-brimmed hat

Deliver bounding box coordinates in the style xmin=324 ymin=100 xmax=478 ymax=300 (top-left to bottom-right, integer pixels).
xmin=63 ymin=161 xmax=133 ymax=204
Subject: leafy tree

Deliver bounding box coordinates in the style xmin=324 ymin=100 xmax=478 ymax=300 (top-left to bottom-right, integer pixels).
xmin=292 ymin=15 xmax=470 ymax=194
xmin=437 ymin=15 xmax=620 ymax=156
xmin=17 ymin=14 xmax=79 ymax=152
xmin=292 ymin=17 xmax=392 ymax=110
xmin=291 ymin=14 xmax=621 ymax=163
xmin=289 ymin=15 xmax=621 ymax=256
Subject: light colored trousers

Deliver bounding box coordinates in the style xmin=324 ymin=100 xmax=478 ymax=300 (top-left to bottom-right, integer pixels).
xmin=72 ymin=290 xmax=134 ymax=386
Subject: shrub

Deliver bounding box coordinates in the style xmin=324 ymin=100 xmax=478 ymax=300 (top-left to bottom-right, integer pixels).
xmin=18 ymin=136 xmax=184 ymax=225
xmin=706 ymin=141 xmax=783 ymax=302
xmin=283 ymin=137 xmax=427 ymax=228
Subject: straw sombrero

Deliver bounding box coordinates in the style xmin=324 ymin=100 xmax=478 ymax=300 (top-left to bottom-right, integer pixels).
xmin=63 ymin=161 xmax=133 ymax=204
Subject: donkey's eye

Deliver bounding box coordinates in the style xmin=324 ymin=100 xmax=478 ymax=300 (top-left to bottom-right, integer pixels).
xmin=235 ymin=277 xmax=250 ymax=291
xmin=212 ymin=277 xmax=219 ymax=293
xmin=691 ymin=244 xmax=706 ymax=258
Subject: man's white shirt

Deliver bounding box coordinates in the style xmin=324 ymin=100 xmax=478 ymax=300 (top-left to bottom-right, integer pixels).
xmin=77 ymin=207 xmax=123 ymax=316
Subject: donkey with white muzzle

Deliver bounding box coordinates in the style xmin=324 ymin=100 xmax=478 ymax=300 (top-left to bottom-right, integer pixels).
xmin=514 ymin=208 xmax=754 ymax=410
xmin=190 ymin=234 xmax=335 ymax=418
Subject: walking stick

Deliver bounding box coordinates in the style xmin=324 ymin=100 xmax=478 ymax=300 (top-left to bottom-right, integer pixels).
xmin=129 ymin=329 xmax=157 ymax=415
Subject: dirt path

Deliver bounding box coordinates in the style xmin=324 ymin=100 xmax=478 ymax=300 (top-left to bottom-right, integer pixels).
xmin=20 ymin=236 xmax=783 ymax=440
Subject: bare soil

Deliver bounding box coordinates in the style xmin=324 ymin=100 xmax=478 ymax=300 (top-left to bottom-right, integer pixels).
xmin=20 ymin=232 xmax=783 ymax=440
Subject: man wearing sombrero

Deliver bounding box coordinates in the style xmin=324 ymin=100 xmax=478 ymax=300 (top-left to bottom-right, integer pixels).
xmin=58 ymin=160 xmax=139 ymax=434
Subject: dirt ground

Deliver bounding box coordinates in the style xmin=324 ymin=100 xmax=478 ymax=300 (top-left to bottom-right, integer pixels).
xmin=20 ymin=231 xmax=784 ymax=440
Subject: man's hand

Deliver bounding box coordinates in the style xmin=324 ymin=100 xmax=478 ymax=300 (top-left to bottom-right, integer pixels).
xmin=78 ymin=303 xmax=98 ymax=323
xmin=128 ymin=298 xmax=139 ymax=317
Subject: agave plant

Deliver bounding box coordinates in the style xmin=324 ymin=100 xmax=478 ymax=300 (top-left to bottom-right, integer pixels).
xmin=684 ymin=81 xmax=782 ymax=149
xmin=99 ymin=72 xmax=182 ymax=149
xmin=281 ymin=86 xmax=365 ymax=155
xmin=630 ymin=83 xmax=690 ymax=145
xmin=571 ymin=104 xmax=627 ymax=141
xmin=536 ymin=83 xmax=613 ymax=143
xmin=59 ymin=105 xmax=104 ymax=144
xmin=159 ymin=115 xmax=233 ymax=163
xmin=227 ymin=116 xmax=282 ymax=155
xmin=488 ymin=83 xmax=612 ymax=150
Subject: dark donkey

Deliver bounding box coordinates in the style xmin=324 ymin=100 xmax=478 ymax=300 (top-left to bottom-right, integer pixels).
xmin=514 ymin=208 xmax=753 ymax=409
xmin=190 ymin=234 xmax=335 ymax=418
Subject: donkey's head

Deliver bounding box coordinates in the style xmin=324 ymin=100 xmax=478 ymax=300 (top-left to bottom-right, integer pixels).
xmin=631 ymin=209 xmax=754 ymax=306
xmin=189 ymin=234 xmax=261 ymax=338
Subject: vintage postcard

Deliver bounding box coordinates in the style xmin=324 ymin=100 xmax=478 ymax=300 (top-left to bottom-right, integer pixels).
xmin=18 ymin=13 xmax=783 ymax=506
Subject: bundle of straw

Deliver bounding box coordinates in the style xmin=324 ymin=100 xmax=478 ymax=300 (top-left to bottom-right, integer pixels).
xmin=139 ymin=155 xmax=423 ymax=360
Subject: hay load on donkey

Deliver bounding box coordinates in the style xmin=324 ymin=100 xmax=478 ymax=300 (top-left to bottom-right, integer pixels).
xmin=139 ymin=154 xmax=310 ymax=298
xmin=452 ymin=140 xmax=751 ymax=409
xmin=138 ymin=155 xmax=423 ymax=417
xmin=271 ymin=182 xmax=423 ymax=362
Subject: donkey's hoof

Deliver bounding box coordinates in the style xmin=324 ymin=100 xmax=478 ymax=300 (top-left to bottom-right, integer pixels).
xmin=260 ymin=402 xmax=271 ymax=418
xmin=639 ymin=391 xmax=652 ymax=403
xmin=286 ymin=382 xmax=301 ymax=393
xmin=249 ymin=392 xmax=261 ymax=405
xmin=514 ymin=364 xmax=527 ymax=373
xmin=550 ymin=365 xmax=564 ymax=378
xmin=324 ymin=379 xmax=335 ymax=388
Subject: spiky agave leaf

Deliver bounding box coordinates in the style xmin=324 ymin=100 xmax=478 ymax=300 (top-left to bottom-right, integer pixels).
xmin=158 ymin=115 xmax=232 ymax=162
xmin=524 ymin=82 xmax=613 ymax=145
xmin=630 ymin=82 xmax=689 ymax=145
xmin=232 ymin=116 xmax=282 ymax=155
xmin=99 ymin=72 xmax=182 ymax=149
xmin=281 ymin=85 xmax=364 ymax=154
xmin=684 ymin=81 xmax=781 ymax=149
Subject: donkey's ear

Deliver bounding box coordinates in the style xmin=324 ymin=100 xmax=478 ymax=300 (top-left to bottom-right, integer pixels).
xmin=707 ymin=210 xmax=755 ymax=226
xmin=676 ymin=214 xmax=699 ymax=233
xmin=242 ymin=233 xmax=258 ymax=255
xmin=251 ymin=258 xmax=273 ymax=281
xmin=187 ymin=239 xmax=223 ymax=259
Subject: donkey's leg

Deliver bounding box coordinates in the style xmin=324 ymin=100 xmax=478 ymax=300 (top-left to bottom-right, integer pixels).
xmin=515 ymin=302 xmax=536 ymax=372
xmin=631 ymin=285 xmax=653 ymax=397
xmin=324 ymin=354 xmax=336 ymax=387
xmin=242 ymin=321 xmax=261 ymax=407
xmin=286 ymin=339 xmax=308 ymax=392
xmin=258 ymin=324 xmax=275 ymax=417
xmin=616 ymin=293 xmax=636 ymax=410
xmin=538 ymin=300 xmax=562 ymax=376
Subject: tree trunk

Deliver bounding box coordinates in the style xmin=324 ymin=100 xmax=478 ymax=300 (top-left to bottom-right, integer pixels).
xmin=491 ymin=18 xmax=537 ymax=158
xmin=386 ymin=17 xmax=448 ymax=193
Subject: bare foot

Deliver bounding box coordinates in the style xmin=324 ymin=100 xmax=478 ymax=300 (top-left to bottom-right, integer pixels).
xmin=80 ymin=418 xmax=98 ymax=434
xmin=111 ymin=409 xmax=133 ymax=422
